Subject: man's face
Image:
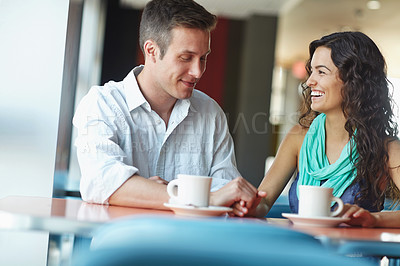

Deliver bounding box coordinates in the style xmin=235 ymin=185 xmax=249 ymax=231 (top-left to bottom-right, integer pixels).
xmin=153 ymin=27 xmax=211 ymax=100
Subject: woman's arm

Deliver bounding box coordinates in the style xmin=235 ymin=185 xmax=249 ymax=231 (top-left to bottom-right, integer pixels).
xmin=388 ymin=138 xmax=400 ymax=191
xmin=342 ymin=204 xmax=400 ymax=228
xmin=239 ymin=125 xmax=307 ymax=217
xmin=341 ymin=139 xmax=400 ymax=228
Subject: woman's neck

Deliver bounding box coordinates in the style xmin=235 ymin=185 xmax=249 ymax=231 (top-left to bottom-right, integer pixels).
xmin=324 ymin=112 xmax=349 ymax=164
xmin=325 ymin=112 xmax=348 ymax=142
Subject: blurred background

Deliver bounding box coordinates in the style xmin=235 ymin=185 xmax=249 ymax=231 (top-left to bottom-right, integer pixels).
xmin=0 ymin=1 xmax=399 ymax=264
xmin=1 ymin=0 xmax=400 ymax=199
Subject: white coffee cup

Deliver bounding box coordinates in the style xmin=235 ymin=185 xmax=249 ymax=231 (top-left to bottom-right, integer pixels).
xmin=298 ymin=185 xmax=344 ymax=217
xmin=167 ymin=174 xmax=212 ymax=207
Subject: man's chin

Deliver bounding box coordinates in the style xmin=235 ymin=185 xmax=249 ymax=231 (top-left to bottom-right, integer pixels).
xmin=179 ymin=88 xmax=194 ymax=99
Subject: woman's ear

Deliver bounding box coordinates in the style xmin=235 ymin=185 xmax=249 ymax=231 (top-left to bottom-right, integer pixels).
xmin=143 ymin=40 xmax=158 ymax=63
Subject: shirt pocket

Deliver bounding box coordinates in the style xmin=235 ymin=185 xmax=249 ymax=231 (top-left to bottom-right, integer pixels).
xmin=174 ymin=153 xmax=210 ymax=176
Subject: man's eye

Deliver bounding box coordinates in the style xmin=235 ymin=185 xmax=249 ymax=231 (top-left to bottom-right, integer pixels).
xmin=180 ymin=56 xmax=191 ymax=61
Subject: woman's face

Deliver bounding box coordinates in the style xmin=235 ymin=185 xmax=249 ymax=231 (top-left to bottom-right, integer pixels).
xmin=306 ymin=46 xmax=344 ymax=115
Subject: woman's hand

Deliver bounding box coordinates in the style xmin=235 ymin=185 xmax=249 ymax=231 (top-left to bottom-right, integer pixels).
xmin=229 ymin=191 xmax=267 ymax=217
xmin=210 ymin=177 xmax=266 ymax=216
xmin=341 ymin=204 xmax=377 ymax=228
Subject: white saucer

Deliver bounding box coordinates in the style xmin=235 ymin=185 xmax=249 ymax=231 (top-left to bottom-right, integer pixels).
xmin=164 ymin=203 xmax=232 ymax=217
xmin=282 ymin=213 xmax=350 ymax=228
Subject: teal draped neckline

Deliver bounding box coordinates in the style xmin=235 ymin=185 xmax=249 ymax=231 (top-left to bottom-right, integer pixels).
xmin=297 ymin=113 xmax=358 ymax=204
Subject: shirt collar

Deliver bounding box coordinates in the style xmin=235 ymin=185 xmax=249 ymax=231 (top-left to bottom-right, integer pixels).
xmin=123 ymin=65 xmax=151 ymax=112
xmin=123 ymin=65 xmax=197 ymax=114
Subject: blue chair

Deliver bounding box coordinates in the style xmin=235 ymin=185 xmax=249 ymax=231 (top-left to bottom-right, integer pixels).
xmin=335 ymin=198 xmax=400 ymax=266
xmin=266 ymin=195 xmax=291 ymax=218
xmin=73 ymin=215 xmax=374 ymax=266
xmin=337 ymin=240 xmax=400 ymax=266
xmin=384 ymin=198 xmax=400 ymax=211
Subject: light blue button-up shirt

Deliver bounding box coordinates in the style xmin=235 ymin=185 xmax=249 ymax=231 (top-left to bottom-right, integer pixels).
xmin=73 ymin=66 xmax=240 ymax=204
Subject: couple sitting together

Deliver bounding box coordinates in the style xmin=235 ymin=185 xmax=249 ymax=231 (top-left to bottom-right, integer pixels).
xmin=73 ymin=0 xmax=400 ymax=228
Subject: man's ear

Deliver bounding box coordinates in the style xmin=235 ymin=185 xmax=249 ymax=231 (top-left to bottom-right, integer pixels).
xmin=143 ymin=40 xmax=158 ymax=63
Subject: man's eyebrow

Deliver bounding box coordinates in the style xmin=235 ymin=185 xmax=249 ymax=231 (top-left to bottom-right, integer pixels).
xmin=180 ymin=49 xmax=211 ymax=56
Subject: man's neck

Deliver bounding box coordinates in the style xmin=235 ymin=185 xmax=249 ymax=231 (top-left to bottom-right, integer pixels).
xmin=137 ymin=67 xmax=176 ymax=126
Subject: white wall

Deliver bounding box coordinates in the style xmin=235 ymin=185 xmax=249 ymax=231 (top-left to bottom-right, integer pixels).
xmin=0 ymin=0 xmax=69 ymax=265
xmin=67 ymin=0 xmax=106 ymax=191
xmin=389 ymin=77 xmax=400 ymax=138
xmin=0 ymin=0 xmax=69 ymax=198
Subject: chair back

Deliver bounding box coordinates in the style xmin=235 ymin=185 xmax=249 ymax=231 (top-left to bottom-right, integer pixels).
xmin=74 ymin=215 xmax=374 ymax=266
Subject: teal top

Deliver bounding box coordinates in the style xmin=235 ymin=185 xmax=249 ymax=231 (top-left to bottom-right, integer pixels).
xmin=297 ymin=113 xmax=358 ymax=205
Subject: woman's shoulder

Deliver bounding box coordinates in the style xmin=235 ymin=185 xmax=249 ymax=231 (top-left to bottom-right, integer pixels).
xmin=281 ymin=124 xmax=308 ymax=150
xmin=287 ymin=124 xmax=308 ymax=139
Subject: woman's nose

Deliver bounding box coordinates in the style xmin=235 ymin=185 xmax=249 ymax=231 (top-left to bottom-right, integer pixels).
xmin=306 ymin=73 xmax=316 ymax=87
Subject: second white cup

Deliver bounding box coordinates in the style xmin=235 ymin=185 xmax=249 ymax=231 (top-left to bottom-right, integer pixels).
xmin=167 ymin=174 xmax=212 ymax=207
xmin=298 ymin=185 xmax=344 ymax=217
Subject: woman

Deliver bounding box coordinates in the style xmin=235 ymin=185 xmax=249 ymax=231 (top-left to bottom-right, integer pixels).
xmin=236 ymin=31 xmax=400 ymax=227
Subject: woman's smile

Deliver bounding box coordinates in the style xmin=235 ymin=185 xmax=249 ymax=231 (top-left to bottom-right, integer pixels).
xmin=311 ymin=90 xmax=325 ymax=101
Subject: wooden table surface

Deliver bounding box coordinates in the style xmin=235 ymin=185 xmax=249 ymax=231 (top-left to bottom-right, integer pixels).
xmin=0 ymin=196 xmax=172 ymax=236
xmin=267 ymin=217 xmax=400 ymax=243
xmin=1 ymin=195 xmax=400 ymax=243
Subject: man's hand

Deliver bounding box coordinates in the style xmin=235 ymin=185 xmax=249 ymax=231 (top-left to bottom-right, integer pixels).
xmin=209 ymin=177 xmax=267 ymax=216
xmin=230 ymin=192 xmax=267 ymax=217
xmin=148 ymin=176 xmax=169 ymax=185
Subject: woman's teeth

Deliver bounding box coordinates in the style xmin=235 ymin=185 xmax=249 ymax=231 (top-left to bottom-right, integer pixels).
xmin=311 ymin=91 xmax=324 ymax=97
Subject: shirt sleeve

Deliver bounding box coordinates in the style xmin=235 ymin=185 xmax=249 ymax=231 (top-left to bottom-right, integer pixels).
xmin=209 ymin=105 xmax=241 ymax=191
xmin=73 ymin=87 xmax=138 ymax=204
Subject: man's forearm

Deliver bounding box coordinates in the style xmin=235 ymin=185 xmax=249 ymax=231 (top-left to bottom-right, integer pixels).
xmin=108 ymin=175 xmax=170 ymax=210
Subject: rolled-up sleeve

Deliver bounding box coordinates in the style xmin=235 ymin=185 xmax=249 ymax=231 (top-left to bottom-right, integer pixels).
xmin=73 ymin=88 xmax=138 ymax=204
xmin=209 ymin=104 xmax=241 ymax=191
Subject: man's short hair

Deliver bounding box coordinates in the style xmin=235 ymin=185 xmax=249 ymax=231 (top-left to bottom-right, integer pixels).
xmin=139 ymin=0 xmax=217 ymax=59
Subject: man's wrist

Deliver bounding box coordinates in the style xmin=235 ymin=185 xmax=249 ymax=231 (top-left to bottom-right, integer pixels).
xmin=209 ymin=191 xmax=217 ymax=206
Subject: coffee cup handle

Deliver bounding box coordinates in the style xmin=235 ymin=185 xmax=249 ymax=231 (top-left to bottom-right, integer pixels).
xmin=167 ymin=179 xmax=180 ymax=203
xmin=330 ymin=196 xmax=344 ymax=217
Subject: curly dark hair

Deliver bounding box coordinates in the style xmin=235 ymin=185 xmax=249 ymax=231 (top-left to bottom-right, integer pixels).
xmin=299 ymin=31 xmax=399 ymax=209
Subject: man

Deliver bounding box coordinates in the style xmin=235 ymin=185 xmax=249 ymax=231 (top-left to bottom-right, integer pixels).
xmin=73 ymin=0 xmax=265 ymax=215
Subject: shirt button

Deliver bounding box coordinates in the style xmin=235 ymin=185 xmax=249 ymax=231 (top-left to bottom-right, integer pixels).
xmin=156 ymin=120 xmax=161 ymax=124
